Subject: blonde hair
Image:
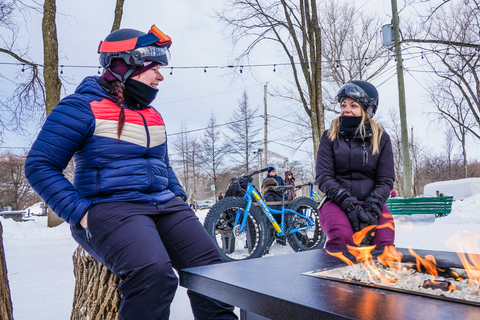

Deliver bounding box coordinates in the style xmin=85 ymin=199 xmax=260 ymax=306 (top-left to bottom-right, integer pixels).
xmin=328 ymin=109 xmax=384 ymax=155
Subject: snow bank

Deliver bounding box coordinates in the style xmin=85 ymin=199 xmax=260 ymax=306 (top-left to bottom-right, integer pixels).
xmin=423 ymin=177 xmax=480 ymax=200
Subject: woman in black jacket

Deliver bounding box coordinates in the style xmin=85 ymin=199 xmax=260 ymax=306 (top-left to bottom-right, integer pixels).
xmin=316 ymin=80 xmax=395 ymax=249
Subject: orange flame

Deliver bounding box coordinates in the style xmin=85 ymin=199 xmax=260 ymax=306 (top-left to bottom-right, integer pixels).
xmin=445 ymin=230 xmax=480 ymax=286
xmin=377 ymin=214 xmax=395 ymax=231
xmin=352 ymin=225 xmax=376 ymax=246
xmin=326 ymin=250 xmax=354 ymax=266
xmin=408 ymin=248 xmax=439 ymax=277
xmin=377 ymin=245 xmax=403 ymax=270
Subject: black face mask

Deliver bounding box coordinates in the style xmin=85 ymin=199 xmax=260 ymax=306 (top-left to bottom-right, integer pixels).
xmin=339 ymin=116 xmax=372 ymax=137
xmin=123 ymin=79 xmax=159 ymax=108
xmin=339 ymin=116 xmax=362 ymax=135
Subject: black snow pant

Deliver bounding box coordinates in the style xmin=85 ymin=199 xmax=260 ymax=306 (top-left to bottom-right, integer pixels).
xmin=71 ymin=197 xmax=237 ymax=320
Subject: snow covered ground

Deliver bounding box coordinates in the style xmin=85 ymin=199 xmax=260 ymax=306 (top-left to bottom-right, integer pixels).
xmin=2 ymin=195 xmax=480 ymax=320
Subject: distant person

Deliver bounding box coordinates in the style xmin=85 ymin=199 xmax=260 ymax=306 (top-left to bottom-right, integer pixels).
xmin=24 ymin=25 xmax=236 ymax=319
xmin=262 ymin=167 xmax=284 ymax=188
xmin=316 ymin=80 xmax=395 ymax=248
xmin=218 ymin=192 xmax=224 ymax=201
xmin=189 ymin=195 xmax=197 ymax=212
xmin=390 ymin=189 xmax=396 ymax=198
xmin=262 ymin=178 xmax=285 ymax=211
xmin=284 ymin=171 xmax=296 ymax=201
xmin=262 ymin=178 xmax=287 ymax=245
xmin=225 ymin=177 xmax=248 ymax=198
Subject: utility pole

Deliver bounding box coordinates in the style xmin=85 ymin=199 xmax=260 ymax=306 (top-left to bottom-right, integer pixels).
xmin=264 ymin=83 xmax=268 ymax=169
xmin=391 ymin=0 xmax=412 ymax=198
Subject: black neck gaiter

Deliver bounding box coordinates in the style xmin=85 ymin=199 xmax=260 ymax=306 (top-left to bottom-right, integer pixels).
xmin=339 ymin=116 xmax=363 ymax=136
xmin=123 ymin=79 xmax=159 ymax=108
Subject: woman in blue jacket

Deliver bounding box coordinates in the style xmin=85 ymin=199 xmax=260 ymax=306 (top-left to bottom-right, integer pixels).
xmin=24 ymin=25 xmax=236 ymax=320
xmin=316 ymin=80 xmax=395 ymax=249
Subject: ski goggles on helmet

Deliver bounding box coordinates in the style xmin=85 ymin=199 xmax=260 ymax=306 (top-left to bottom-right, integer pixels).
xmin=98 ymin=25 xmax=172 ymax=53
xmin=336 ymin=83 xmax=376 ymax=110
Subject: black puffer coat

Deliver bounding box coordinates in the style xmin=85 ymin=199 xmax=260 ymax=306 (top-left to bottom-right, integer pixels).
xmin=264 ymin=186 xmax=286 ymax=211
xmin=315 ymin=126 xmax=395 ymax=212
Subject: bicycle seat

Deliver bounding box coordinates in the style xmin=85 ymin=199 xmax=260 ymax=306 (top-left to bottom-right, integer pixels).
xmin=275 ymin=185 xmax=294 ymax=191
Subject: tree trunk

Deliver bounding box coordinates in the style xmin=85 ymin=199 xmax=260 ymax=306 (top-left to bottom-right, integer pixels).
xmin=42 ymin=0 xmax=63 ymax=228
xmin=111 ymin=0 xmax=125 ymax=32
xmin=47 ymin=207 xmax=64 ymax=228
xmin=0 ymin=222 xmax=14 ymax=320
xmin=71 ymin=246 xmax=121 ymax=320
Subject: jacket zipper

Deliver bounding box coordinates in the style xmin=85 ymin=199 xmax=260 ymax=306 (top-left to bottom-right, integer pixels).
xmin=137 ymin=111 xmax=153 ymax=190
xmin=362 ymin=141 xmax=368 ymax=166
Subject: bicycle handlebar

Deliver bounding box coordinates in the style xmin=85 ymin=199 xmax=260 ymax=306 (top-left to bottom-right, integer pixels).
xmin=242 ymin=167 xmax=269 ymax=180
xmin=295 ymin=181 xmax=318 ymax=190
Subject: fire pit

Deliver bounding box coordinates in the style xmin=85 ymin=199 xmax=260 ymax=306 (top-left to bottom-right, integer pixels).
xmin=304 ymin=236 xmax=480 ymax=308
xmin=304 ymin=260 xmax=480 ymax=306
xmin=181 ymin=247 xmax=480 ymax=320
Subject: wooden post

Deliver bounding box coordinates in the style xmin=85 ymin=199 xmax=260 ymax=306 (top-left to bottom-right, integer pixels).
xmin=391 ymin=0 xmax=412 ymax=198
xmin=0 ymin=222 xmax=14 ymax=320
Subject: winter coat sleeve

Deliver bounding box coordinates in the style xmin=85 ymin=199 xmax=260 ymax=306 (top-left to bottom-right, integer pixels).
xmin=24 ymin=94 xmax=94 ymax=225
xmin=362 ymin=132 xmax=395 ymax=214
xmin=315 ymin=131 xmax=355 ymax=206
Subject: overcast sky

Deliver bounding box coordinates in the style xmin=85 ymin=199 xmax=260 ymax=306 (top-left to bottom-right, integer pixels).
xmin=1 ymin=0 xmax=478 ymax=163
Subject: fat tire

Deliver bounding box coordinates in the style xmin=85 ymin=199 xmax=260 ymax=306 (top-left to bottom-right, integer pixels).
xmin=203 ymin=197 xmax=268 ymax=262
xmin=286 ymin=197 xmax=326 ymax=252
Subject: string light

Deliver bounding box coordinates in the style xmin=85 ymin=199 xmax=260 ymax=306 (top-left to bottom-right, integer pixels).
xmin=170 ymin=67 xmax=173 ymax=75
xmin=21 ymin=64 xmax=25 ymax=74
xmin=239 ymin=66 xmax=243 ymax=73
xmin=0 ymin=44 xmax=477 ymax=75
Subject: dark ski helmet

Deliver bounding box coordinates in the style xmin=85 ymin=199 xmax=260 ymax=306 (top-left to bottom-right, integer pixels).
xmin=98 ymin=25 xmax=171 ymax=82
xmin=336 ymin=80 xmax=379 ymax=117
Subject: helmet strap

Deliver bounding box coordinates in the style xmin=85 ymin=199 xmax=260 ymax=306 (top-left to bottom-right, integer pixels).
xmin=109 ymin=65 xmax=137 ymax=83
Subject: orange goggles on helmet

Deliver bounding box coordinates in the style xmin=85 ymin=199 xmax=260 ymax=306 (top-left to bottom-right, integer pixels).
xmin=98 ymin=25 xmax=172 ymax=53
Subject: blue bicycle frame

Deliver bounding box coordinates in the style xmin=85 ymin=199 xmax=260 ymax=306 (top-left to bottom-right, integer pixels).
xmin=233 ymin=182 xmax=315 ymax=237
xmin=310 ymin=187 xmax=322 ymax=201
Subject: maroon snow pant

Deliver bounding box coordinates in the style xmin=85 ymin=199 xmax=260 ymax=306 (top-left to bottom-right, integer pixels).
xmin=71 ymin=197 xmax=237 ymax=320
xmin=319 ymin=200 xmax=395 ymax=249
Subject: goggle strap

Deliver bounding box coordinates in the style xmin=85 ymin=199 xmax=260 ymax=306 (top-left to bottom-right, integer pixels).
xmin=98 ymin=38 xmax=138 ymax=53
xmin=150 ymin=25 xmax=172 ymax=46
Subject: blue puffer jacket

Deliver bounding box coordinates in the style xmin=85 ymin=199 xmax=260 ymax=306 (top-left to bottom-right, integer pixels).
xmin=25 ymin=76 xmax=187 ymax=225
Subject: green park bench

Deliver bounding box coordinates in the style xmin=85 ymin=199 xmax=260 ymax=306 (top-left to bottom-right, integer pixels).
xmin=386 ymin=196 xmax=454 ymax=218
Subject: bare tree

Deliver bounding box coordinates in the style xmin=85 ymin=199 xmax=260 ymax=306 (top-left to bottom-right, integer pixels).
xmin=218 ymin=0 xmax=391 ymax=156
xmin=0 ymin=0 xmax=45 ymax=143
xmin=218 ymin=0 xmax=324 ymax=154
xmin=403 ymin=1 xmax=480 ymax=141
xmin=320 ymin=0 xmax=390 ymax=109
xmin=200 ymin=113 xmax=229 ymax=193
xmin=428 ymin=81 xmax=472 ymax=178
xmin=0 ymin=151 xmax=35 ymax=210
xmin=111 ymin=0 xmax=125 ymax=32
xmin=385 ymin=109 xmax=404 ymax=196
xmin=226 ymin=90 xmax=261 ymax=173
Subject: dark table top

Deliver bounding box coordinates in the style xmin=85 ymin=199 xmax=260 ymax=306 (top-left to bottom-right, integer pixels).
xmin=179 ymin=248 xmax=480 ymax=320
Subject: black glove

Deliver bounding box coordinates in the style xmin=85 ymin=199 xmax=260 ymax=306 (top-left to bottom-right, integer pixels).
xmin=360 ymin=202 xmax=381 ymax=230
xmin=360 ymin=226 xmax=376 ymax=246
xmin=339 ymin=196 xmax=368 ymax=232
